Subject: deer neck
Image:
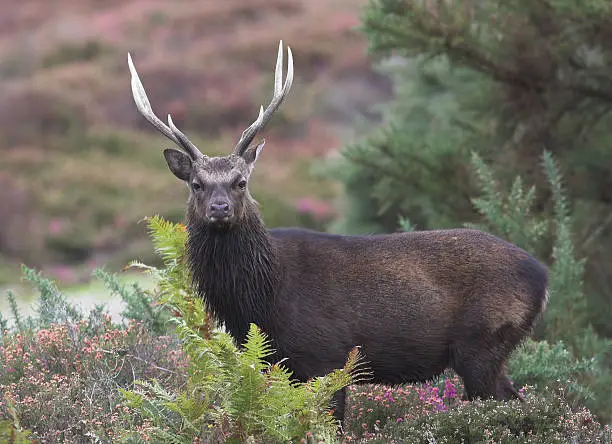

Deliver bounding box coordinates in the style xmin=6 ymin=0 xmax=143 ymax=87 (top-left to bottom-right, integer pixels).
xmin=186 ymin=210 xmax=280 ymax=344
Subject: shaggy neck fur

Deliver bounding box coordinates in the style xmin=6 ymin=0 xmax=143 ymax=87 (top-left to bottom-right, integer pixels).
xmin=186 ymin=204 xmax=280 ymax=345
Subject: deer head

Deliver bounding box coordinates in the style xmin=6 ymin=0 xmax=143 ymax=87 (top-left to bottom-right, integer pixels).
xmin=128 ymin=41 xmax=294 ymax=229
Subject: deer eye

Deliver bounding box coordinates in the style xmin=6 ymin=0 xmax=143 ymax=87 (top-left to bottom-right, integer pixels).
xmin=237 ymin=180 xmax=247 ymax=190
xmin=191 ymin=182 xmax=201 ymax=192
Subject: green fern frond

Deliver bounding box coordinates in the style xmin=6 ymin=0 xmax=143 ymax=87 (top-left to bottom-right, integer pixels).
xmin=145 ymin=215 xmax=188 ymax=266
xmin=241 ymin=324 xmax=274 ymax=371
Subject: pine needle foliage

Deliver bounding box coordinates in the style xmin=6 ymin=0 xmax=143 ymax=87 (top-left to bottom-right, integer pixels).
xmin=466 ymin=152 xmax=548 ymax=254
xmin=328 ymin=55 xmax=488 ymax=235
xmin=5 ymin=291 xmax=25 ymax=332
xmin=119 ymin=215 xmax=369 ymax=443
xmin=467 ymin=150 xmax=594 ymax=347
xmin=542 ymin=151 xmax=590 ymax=346
xmin=94 ymin=268 xmax=170 ymax=336
xmin=468 ymin=150 xmax=612 ymax=421
xmin=21 ymin=264 xmax=82 ymax=328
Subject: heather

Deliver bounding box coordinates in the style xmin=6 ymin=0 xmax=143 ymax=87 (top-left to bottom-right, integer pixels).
xmin=0 ymin=287 xmax=186 ymax=442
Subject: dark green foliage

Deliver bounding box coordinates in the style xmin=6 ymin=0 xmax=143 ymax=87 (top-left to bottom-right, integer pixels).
xmin=0 ymin=420 xmax=33 ymax=444
xmin=466 ymin=152 xmax=547 ymax=254
xmin=508 ymin=339 xmax=596 ymax=404
xmin=542 ymin=152 xmax=590 ymax=346
xmin=328 ymin=56 xmax=487 ymax=234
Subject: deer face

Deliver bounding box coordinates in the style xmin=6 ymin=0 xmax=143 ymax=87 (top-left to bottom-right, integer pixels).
xmin=163 ymin=142 xmax=264 ymax=228
xmin=128 ymin=40 xmax=292 ymax=229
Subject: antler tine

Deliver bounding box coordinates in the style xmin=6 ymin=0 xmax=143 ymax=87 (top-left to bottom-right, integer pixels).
xmin=234 ymin=40 xmax=294 ymax=156
xmin=128 ymin=53 xmax=204 ymax=160
xmin=167 ymin=114 xmax=204 ymax=159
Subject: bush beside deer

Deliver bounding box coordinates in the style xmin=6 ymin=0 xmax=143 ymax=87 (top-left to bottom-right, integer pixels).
xmin=127 ymin=41 xmax=549 ymax=423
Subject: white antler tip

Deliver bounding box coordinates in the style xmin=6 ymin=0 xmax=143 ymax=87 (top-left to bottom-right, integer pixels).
xmin=127 ymin=52 xmax=138 ymax=77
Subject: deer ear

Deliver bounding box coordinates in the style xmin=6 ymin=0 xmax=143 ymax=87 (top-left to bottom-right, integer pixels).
xmin=163 ymin=148 xmax=192 ymax=181
xmin=242 ymin=140 xmax=266 ymax=165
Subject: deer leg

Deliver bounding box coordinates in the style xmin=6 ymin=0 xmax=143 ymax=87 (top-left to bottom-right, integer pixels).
xmin=496 ymin=367 xmax=523 ymax=401
xmin=330 ymin=387 xmax=347 ymax=423
xmin=451 ymin=341 xmax=503 ymax=401
xmin=458 ymin=364 xmax=500 ymax=401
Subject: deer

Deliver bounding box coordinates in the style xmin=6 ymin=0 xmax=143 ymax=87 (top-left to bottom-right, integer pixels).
xmin=127 ymin=40 xmax=549 ymax=424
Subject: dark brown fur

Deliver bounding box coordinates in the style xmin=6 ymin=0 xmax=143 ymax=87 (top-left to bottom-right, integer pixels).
xmin=183 ymin=171 xmax=548 ymax=421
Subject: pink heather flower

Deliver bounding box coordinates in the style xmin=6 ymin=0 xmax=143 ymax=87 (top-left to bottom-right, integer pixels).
xmin=383 ymin=389 xmax=395 ymax=403
xmin=444 ymin=379 xmax=456 ymax=399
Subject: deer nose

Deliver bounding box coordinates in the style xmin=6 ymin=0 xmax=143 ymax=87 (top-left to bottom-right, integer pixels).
xmin=209 ymin=201 xmax=231 ymax=219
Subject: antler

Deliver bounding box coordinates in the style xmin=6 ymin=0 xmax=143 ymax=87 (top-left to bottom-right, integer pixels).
xmin=233 ymin=40 xmax=294 ymax=156
xmin=128 ymin=53 xmax=204 ymax=160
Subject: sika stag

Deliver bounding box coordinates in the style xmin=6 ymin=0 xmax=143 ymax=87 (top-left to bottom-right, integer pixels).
xmin=127 ymin=41 xmax=549 ymax=422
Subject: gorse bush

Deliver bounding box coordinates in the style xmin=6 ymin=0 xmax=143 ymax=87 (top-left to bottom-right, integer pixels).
xmin=95 ymin=268 xmax=171 ymax=337
xmin=508 ymin=339 xmax=596 ymax=405
xmin=468 ymin=151 xmax=591 ymax=347
xmin=468 ymin=150 xmax=612 ymax=422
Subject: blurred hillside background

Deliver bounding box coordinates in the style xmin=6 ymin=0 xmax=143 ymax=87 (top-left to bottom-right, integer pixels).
xmin=0 ymin=0 xmax=392 ymax=305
